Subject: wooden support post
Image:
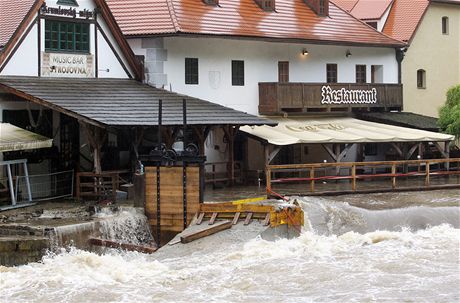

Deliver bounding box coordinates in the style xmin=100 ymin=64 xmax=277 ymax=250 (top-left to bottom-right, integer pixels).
xmin=351 ymin=164 xmax=356 ymax=191
xmin=310 ymin=168 xmax=315 ymax=193
xmin=425 ymin=161 xmax=430 ymax=186
xmin=266 ymin=166 xmax=272 ymax=197
xmin=391 ymin=164 xmax=396 ymax=189
xmin=180 ymin=221 xmax=232 ymax=244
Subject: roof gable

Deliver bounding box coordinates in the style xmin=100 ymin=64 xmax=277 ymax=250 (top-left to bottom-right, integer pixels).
xmin=350 ymin=0 xmax=394 ymax=20
xmin=382 ymin=0 xmax=429 ymax=43
xmin=0 ymin=0 xmax=142 ymax=79
xmin=106 ymin=0 xmax=405 ymax=47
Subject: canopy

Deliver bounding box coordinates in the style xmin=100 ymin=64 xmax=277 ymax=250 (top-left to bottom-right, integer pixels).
xmin=0 ymin=123 xmax=53 ymax=152
xmin=0 ymin=76 xmax=274 ymax=127
xmin=240 ymin=116 xmax=454 ymax=145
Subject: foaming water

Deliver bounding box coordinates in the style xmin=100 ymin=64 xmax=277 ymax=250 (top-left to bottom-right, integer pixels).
xmin=1 ymin=191 xmax=459 ymax=302
xmin=50 ymin=208 xmax=154 ymax=249
xmin=298 ymin=196 xmax=460 ymax=235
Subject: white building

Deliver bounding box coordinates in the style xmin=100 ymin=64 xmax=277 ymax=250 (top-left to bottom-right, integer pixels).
xmin=106 ymin=0 xmax=455 ymax=176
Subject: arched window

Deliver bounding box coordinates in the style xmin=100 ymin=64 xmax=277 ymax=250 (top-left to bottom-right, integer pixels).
xmin=417 ymin=69 xmax=426 ymax=89
xmin=442 ymin=16 xmax=449 ymax=34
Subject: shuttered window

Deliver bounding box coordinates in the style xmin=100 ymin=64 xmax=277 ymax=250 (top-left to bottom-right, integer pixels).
xmin=326 ymin=64 xmax=338 ymax=83
xmin=232 ymin=60 xmax=245 ymax=86
xmin=278 ymin=61 xmax=289 ymax=83
xmin=356 ymin=65 xmax=367 ymax=83
xmin=45 ymin=20 xmax=89 ymax=53
xmin=185 ymin=58 xmax=199 ymax=85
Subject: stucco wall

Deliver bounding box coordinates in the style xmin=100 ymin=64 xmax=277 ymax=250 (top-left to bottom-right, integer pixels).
xmin=402 ymin=3 xmax=460 ymax=118
xmin=129 ymin=37 xmax=399 ymax=116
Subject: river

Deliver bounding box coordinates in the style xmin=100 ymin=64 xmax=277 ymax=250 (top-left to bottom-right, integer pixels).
xmin=1 ymin=189 xmax=459 ymax=302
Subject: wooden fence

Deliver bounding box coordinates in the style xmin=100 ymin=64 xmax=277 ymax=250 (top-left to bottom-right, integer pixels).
xmin=76 ymin=170 xmax=130 ymax=202
xmin=266 ymin=158 xmax=460 ymax=195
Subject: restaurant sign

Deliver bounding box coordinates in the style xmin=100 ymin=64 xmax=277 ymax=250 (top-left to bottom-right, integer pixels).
xmin=42 ymin=53 xmax=94 ymax=78
xmin=321 ymin=85 xmax=377 ymax=105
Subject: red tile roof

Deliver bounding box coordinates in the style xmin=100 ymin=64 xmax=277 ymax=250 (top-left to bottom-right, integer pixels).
xmin=0 ymin=0 xmax=37 ymax=47
xmin=382 ymin=0 xmax=429 ymax=42
xmin=331 ymin=0 xmax=359 ymax=11
xmin=350 ymin=0 xmax=394 ymax=20
xmin=106 ymin=0 xmax=405 ymax=47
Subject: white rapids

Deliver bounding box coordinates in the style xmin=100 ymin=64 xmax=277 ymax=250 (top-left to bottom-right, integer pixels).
xmin=1 ymin=190 xmax=459 ymax=303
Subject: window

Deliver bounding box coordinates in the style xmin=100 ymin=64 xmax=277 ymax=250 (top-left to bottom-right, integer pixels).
xmin=326 ymin=64 xmax=337 ymax=83
xmin=278 ymin=61 xmax=289 ymax=83
xmin=185 ymin=58 xmax=199 ymax=84
xmin=232 ymin=60 xmax=244 ymax=86
xmin=442 ymin=16 xmax=449 ymax=34
xmin=417 ymin=69 xmax=426 ymax=89
xmin=45 ymin=20 xmax=89 ymax=53
xmin=356 ymin=65 xmax=367 ymax=83
xmin=319 ymin=0 xmax=326 ymax=15
xmin=57 ymin=0 xmax=79 ymax=6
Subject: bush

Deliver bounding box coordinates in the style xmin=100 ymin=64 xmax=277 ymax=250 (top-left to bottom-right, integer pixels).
xmin=438 ymin=84 xmax=460 ymax=141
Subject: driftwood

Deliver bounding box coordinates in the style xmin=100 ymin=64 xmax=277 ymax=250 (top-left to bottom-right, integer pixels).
xmin=180 ymin=220 xmax=232 ymax=244
xmin=88 ymin=238 xmax=157 ymax=254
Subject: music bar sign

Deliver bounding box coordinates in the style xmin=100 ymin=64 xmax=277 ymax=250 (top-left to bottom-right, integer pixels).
xmin=42 ymin=53 xmax=94 ymax=78
xmin=321 ymin=85 xmax=377 ymax=105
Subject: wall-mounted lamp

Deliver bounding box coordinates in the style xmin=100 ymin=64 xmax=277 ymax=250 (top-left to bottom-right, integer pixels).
xmin=302 ymin=48 xmax=309 ymax=56
xmin=345 ymin=50 xmax=352 ymax=57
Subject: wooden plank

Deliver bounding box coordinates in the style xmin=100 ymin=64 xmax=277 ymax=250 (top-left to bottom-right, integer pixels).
xmin=262 ymin=213 xmax=271 ymax=226
xmin=209 ymin=212 xmax=218 ymax=225
xmin=180 ymin=221 xmax=232 ymax=244
xmin=88 ymin=238 xmax=157 ymax=254
xmin=244 ymin=213 xmax=253 ymax=225
xmin=232 ymin=212 xmax=241 ymax=225
xmin=196 ymin=213 xmax=205 ymax=225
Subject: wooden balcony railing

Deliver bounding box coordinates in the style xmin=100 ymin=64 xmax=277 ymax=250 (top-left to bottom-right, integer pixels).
xmin=259 ymin=82 xmax=403 ymax=115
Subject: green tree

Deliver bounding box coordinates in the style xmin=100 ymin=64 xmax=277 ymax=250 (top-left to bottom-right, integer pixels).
xmin=438 ymin=85 xmax=460 ymax=141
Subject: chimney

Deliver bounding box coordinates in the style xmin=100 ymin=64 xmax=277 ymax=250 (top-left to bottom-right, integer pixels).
xmin=202 ymin=0 xmax=219 ymax=6
xmin=255 ymin=0 xmax=276 ymax=12
xmin=304 ymin=0 xmax=329 ymax=16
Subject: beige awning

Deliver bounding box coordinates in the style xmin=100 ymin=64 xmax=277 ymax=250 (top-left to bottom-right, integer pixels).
xmin=0 ymin=123 xmax=53 ymax=152
xmin=240 ymin=117 xmax=454 ymax=145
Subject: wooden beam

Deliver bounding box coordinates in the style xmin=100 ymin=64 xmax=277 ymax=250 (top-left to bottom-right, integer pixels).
xmin=88 ymin=238 xmax=157 ymax=254
xmin=322 ymin=144 xmax=336 ymax=161
xmin=180 ymin=221 xmax=232 ymax=244
xmin=337 ymin=144 xmax=353 ymax=162
xmin=406 ymin=143 xmax=419 ymax=160
xmin=390 ymin=143 xmax=403 ymax=157
xmin=433 ymin=141 xmax=449 ymax=158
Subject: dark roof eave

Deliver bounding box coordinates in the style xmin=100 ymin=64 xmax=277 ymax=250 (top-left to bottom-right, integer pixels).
xmin=124 ymin=32 xmax=406 ymax=49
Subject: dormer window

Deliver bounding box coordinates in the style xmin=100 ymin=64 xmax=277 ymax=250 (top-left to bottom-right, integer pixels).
xmin=255 ymin=0 xmax=275 ymax=11
xmin=202 ymin=0 xmax=219 ymax=6
xmin=304 ymin=0 xmax=329 ymax=16
xmin=57 ymin=0 xmax=79 ymax=6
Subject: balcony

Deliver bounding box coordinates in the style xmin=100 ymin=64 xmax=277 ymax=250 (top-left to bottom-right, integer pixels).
xmin=259 ymin=82 xmax=403 ymax=115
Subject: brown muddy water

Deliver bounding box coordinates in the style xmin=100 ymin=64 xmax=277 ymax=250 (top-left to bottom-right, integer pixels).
xmin=0 ymin=189 xmax=459 ymax=303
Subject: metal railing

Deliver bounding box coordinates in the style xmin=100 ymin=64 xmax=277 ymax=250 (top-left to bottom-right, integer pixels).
xmin=266 ymin=158 xmax=460 ymax=195
xmin=15 ymin=170 xmax=74 ymax=202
